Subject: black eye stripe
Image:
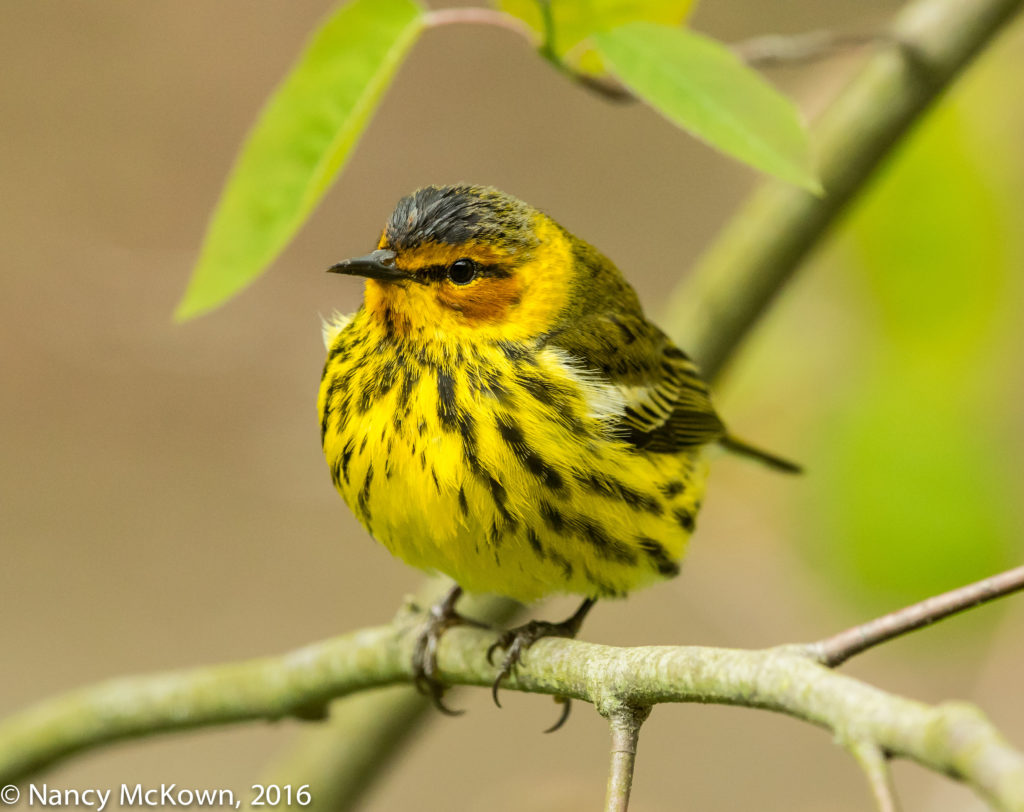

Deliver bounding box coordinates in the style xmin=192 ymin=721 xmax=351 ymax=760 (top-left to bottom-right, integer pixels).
xmin=414 ymin=262 xmax=512 ymax=282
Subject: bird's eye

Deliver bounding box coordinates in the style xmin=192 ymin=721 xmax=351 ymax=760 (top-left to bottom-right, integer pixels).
xmin=447 ymin=258 xmax=479 ymax=285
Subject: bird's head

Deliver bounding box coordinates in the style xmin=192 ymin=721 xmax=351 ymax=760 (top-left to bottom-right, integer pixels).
xmin=329 ymin=185 xmax=577 ymax=342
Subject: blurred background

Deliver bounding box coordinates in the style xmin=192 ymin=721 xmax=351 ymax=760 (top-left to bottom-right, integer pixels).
xmin=3 ymin=1 xmax=1023 ymax=810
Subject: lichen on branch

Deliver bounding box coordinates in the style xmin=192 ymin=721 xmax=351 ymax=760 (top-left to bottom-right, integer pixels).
xmin=1 ymin=581 xmax=1023 ymax=810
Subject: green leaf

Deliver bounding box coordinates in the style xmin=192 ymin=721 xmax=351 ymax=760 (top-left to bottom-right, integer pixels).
xmin=498 ymin=0 xmax=696 ymax=68
xmin=176 ymin=0 xmax=424 ymax=320
xmin=593 ymin=23 xmax=819 ymax=191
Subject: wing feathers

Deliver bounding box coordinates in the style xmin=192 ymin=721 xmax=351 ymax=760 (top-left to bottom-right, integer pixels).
xmin=549 ymin=313 xmax=725 ymax=453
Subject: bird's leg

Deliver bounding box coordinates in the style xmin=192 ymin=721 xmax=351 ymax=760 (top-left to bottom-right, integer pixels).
xmin=411 ymin=584 xmax=491 ymax=715
xmin=486 ymin=597 xmax=597 ymax=718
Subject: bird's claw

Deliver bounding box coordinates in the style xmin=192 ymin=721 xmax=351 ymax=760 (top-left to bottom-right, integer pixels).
xmin=410 ymin=585 xmax=481 ymax=715
xmin=544 ymin=696 xmax=573 ymax=734
xmin=486 ymin=598 xmax=596 ymax=729
xmin=412 ymin=624 xmax=464 ymax=715
xmin=488 ymin=625 xmax=574 ymax=730
xmin=413 ymin=672 xmax=464 ymax=716
xmin=487 ymin=619 xmax=570 ymax=709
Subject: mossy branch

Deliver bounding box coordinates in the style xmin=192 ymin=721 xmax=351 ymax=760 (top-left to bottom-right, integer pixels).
xmin=1 ymin=570 xmax=1023 ymax=809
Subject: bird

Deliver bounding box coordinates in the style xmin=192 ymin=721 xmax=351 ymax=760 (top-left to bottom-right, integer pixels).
xmin=318 ymin=184 xmax=798 ymax=720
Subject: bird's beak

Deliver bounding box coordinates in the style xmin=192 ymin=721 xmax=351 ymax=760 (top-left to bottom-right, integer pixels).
xmin=327 ymin=249 xmax=409 ymax=282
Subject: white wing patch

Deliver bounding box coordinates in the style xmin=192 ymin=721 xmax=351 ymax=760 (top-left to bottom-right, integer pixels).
xmin=616 ymin=380 xmax=679 ymax=430
xmin=540 ymin=346 xmax=626 ymax=423
xmin=320 ymin=310 xmax=354 ymax=349
xmin=541 ymin=343 xmax=724 ymax=448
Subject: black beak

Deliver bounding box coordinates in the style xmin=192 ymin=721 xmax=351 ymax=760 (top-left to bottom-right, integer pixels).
xmin=327 ymin=249 xmax=408 ymax=282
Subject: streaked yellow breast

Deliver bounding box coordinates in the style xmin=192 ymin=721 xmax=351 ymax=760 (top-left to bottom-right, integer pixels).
xmin=319 ymin=311 xmax=707 ymax=602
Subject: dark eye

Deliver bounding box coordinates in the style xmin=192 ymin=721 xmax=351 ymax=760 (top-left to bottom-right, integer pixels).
xmin=447 ymin=258 xmax=479 ymax=285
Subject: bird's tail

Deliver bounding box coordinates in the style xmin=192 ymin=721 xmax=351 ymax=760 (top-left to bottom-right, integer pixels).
xmin=719 ymin=434 xmax=803 ymax=475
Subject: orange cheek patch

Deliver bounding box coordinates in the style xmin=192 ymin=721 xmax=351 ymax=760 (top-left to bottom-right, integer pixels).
xmin=437 ymin=277 xmax=523 ymax=324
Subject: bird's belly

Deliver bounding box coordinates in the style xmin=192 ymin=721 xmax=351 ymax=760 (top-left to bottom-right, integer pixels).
xmin=326 ymin=410 xmax=706 ymax=603
xmin=320 ymin=340 xmax=708 ymax=603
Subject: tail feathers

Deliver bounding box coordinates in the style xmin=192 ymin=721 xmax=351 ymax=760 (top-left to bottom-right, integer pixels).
xmin=720 ymin=434 xmax=803 ymax=475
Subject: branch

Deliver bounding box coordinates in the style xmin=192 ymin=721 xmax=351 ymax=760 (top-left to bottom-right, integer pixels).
xmin=850 ymin=740 xmax=901 ymax=812
xmin=258 ymin=685 xmax=429 ymax=811
xmin=603 ymin=706 xmax=650 ymax=812
xmin=2 ymin=592 xmax=1023 ymax=809
xmin=256 ymin=578 xmax=523 ymax=811
xmin=732 ymin=30 xmax=883 ymax=68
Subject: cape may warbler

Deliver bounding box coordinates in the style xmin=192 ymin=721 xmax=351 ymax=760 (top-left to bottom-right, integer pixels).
xmin=319 ymin=185 xmax=796 ymax=710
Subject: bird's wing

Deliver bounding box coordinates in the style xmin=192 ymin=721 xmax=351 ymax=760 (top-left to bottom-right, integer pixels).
xmin=549 ymin=312 xmax=726 ymax=453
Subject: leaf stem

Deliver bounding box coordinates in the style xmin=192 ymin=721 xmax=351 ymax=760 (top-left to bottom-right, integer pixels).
xmin=422 ymin=7 xmax=537 ymax=44
xmin=425 ymin=5 xmax=634 ymax=102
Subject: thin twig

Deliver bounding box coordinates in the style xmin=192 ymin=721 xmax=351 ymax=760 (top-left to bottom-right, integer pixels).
xmin=814 ymin=565 xmax=1024 ymax=667
xmin=732 ymin=30 xmax=885 ymax=67
xmin=423 ymin=8 xmax=538 ymax=44
xmin=850 ymin=740 xmax=901 ymax=812
xmin=603 ymin=706 xmax=651 ymax=812
xmin=426 ymin=8 xmax=884 ymax=73
xmin=425 ymin=5 xmax=634 ymax=102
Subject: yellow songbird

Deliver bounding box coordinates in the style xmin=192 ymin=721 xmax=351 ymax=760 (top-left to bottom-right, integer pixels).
xmin=318 ymin=185 xmax=797 ymax=713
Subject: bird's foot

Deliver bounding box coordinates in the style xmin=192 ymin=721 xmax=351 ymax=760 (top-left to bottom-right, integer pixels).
xmin=486 ymin=598 xmax=596 ymax=728
xmin=411 ymin=584 xmax=490 ymax=715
